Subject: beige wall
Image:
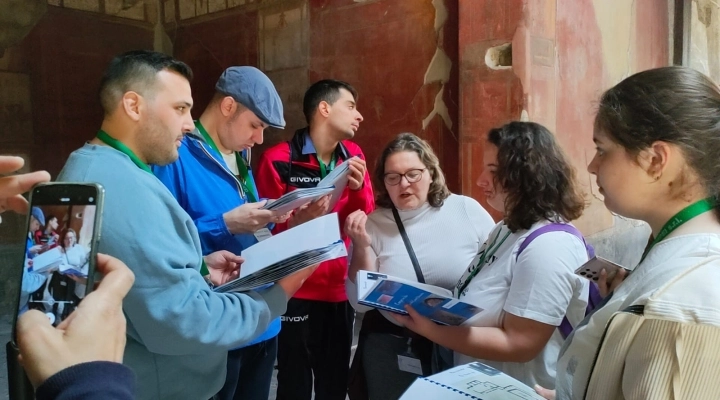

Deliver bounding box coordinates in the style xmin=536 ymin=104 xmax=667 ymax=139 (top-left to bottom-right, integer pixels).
xmin=690 ymin=0 xmax=720 ymax=82
xmin=512 ymin=0 xmax=670 ymax=266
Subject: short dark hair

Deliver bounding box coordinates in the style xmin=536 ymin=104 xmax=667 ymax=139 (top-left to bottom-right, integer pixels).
xmin=99 ymin=50 xmax=193 ymax=115
xmin=302 ymin=79 xmax=358 ymax=124
xmin=374 ymin=133 xmax=451 ymax=208
xmin=595 ymin=66 xmax=720 ymax=218
xmin=487 ymin=121 xmax=586 ymax=232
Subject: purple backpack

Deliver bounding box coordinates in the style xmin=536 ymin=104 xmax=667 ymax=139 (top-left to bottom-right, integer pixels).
xmin=516 ymin=223 xmax=603 ymax=339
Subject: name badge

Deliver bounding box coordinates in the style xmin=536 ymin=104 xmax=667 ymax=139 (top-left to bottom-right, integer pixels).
xmin=397 ymin=354 xmax=424 ymax=375
xmin=254 ymin=227 xmax=272 ymax=242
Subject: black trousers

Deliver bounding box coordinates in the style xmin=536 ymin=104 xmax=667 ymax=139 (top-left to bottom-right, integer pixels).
xmin=215 ymin=337 xmax=278 ymax=400
xmin=276 ymin=298 xmax=355 ymax=400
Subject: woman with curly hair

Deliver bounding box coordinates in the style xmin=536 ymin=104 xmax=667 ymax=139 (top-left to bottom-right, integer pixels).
xmin=345 ymin=132 xmax=495 ymax=399
xmin=394 ymin=121 xmax=591 ymax=390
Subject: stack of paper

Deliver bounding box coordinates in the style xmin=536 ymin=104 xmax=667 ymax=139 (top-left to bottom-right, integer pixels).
xmin=400 ymin=362 xmax=544 ymax=399
xmin=214 ymin=213 xmax=347 ymax=293
xmin=317 ymin=157 xmax=352 ymax=209
xmin=30 ymin=247 xmax=64 ymax=274
xmin=357 ymin=270 xmax=483 ymax=326
xmin=260 ymin=157 xmax=355 ymax=214
xmin=261 ymin=186 xmax=335 ymax=214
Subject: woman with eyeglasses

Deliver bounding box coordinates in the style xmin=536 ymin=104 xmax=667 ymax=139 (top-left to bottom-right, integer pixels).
xmin=391 ymin=122 xmax=590 ymax=391
xmin=345 ymin=132 xmax=495 ymax=400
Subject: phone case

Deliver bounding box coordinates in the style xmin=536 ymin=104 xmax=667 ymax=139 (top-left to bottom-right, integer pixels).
xmin=11 ymin=182 xmax=104 ymax=346
xmin=574 ymin=256 xmax=629 ymax=282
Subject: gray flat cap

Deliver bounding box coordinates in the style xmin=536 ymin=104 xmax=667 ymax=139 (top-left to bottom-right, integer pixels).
xmin=215 ymin=66 xmax=285 ymax=129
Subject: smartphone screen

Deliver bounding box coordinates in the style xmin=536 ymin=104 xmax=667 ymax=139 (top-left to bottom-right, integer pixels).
xmin=12 ymin=183 xmax=103 ymax=343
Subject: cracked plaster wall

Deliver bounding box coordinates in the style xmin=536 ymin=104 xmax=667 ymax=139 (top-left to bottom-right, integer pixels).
xmin=690 ymin=0 xmax=720 ymax=84
xmin=303 ymin=0 xmax=459 ymax=190
xmin=422 ymin=0 xmax=453 ymax=132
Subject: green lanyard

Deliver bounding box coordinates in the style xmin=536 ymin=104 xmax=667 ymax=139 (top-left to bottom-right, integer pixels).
xmin=639 ymin=198 xmax=715 ymax=264
xmin=195 ymin=121 xmax=257 ymax=203
xmin=317 ymin=153 xmax=336 ymax=178
xmin=457 ymin=228 xmax=512 ymax=297
xmin=96 ymin=130 xmax=152 ymax=173
xmin=96 ymin=130 xmax=210 ymax=277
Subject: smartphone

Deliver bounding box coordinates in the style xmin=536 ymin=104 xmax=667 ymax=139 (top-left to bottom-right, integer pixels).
xmin=11 ymin=182 xmax=104 ymax=345
xmin=575 ymin=255 xmax=631 ymax=283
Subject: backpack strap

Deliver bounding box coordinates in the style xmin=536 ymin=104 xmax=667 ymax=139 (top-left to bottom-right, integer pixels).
xmin=516 ymin=223 xmax=596 ymax=339
xmin=516 ymin=223 xmax=594 ymax=260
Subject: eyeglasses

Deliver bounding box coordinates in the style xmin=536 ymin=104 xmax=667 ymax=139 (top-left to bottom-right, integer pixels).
xmin=384 ymin=168 xmax=426 ymax=186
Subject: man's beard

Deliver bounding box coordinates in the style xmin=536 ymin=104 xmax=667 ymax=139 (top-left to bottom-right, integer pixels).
xmin=137 ymin=115 xmax=179 ymax=166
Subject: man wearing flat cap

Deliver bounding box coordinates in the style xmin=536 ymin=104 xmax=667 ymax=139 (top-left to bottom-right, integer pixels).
xmin=154 ymin=66 xmax=291 ymax=400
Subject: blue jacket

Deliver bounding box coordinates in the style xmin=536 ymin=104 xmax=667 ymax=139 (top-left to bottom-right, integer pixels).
xmin=153 ymin=131 xmax=280 ymax=346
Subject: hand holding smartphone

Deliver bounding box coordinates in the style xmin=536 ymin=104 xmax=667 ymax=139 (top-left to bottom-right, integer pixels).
xmin=575 ymin=256 xmax=631 ymax=282
xmin=12 ymin=182 xmax=104 ymax=344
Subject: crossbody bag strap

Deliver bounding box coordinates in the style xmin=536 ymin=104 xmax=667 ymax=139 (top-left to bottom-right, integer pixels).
xmin=391 ymin=206 xmax=425 ymax=284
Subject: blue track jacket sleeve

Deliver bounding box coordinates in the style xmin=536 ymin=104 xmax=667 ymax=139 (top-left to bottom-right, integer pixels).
xmin=153 ymin=157 xmax=233 ymax=254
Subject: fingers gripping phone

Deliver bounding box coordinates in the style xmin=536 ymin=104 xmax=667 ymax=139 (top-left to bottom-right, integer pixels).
xmin=11 ymin=183 xmax=104 ymax=345
xmin=574 ymin=256 xmax=631 ymax=283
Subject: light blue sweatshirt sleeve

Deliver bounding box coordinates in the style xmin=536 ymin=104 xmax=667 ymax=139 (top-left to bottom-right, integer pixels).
xmin=20 ymin=271 xmax=46 ymax=310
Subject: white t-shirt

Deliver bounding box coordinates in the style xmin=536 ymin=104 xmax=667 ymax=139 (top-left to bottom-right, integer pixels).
xmin=366 ymin=194 xmax=495 ymax=288
xmin=346 ymin=194 xmax=495 ymax=317
xmin=222 ymin=152 xmax=239 ymax=176
xmin=454 ymin=220 xmax=590 ymax=389
xmin=555 ymin=233 xmax=720 ymax=399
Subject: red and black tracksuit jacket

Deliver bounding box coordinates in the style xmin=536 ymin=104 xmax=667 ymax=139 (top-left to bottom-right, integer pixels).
xmin=256 ymin=128 xmax=375 ymax=302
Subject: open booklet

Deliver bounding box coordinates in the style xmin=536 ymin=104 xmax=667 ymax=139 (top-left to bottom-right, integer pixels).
xmin=260 ymin=157 xmax=354 ymax=214
xmin=356 ymin=270 xmax=483 ymax=326
xmin=262 ymin=157 xmax=357 ymax=214
xmin=401 ymin=362 xmax=544 ymax=400
xmin=214 ymin=213 xmax=347 ymax=293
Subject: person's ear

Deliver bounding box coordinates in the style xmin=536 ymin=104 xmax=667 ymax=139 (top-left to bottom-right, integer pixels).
xmin=121 ymin=92 xmax=143 ymax=122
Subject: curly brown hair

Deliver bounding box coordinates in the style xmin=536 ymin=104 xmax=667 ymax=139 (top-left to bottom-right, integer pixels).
xmin=374 ymin=133 xmax=451 ymax=208
xmin=487 ymin=122 xmax=586 ymax=232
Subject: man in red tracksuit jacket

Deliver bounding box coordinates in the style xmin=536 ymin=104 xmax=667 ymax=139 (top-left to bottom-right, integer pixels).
xmin=256 ymin=79 xmax=374 ymax=400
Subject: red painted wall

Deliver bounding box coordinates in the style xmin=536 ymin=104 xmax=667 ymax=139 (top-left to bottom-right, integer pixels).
xmin=6 ymin=0 xmax=669 ymax=235
xmin=171 ymin=10 xmax=259 ymax=119
xmin=458 ymin=0 xmax=524 ymax=220
xmin=306 ymin=0 xmax=459 ymax=191
xmin=20 ymin=7 xmax=154 ymax=176
xmin=169 ymin=0 xmax=460 ymax=193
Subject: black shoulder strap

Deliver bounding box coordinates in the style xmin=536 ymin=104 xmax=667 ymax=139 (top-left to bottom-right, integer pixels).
xmin=391 ymin=206 xmax=425 ymax=283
